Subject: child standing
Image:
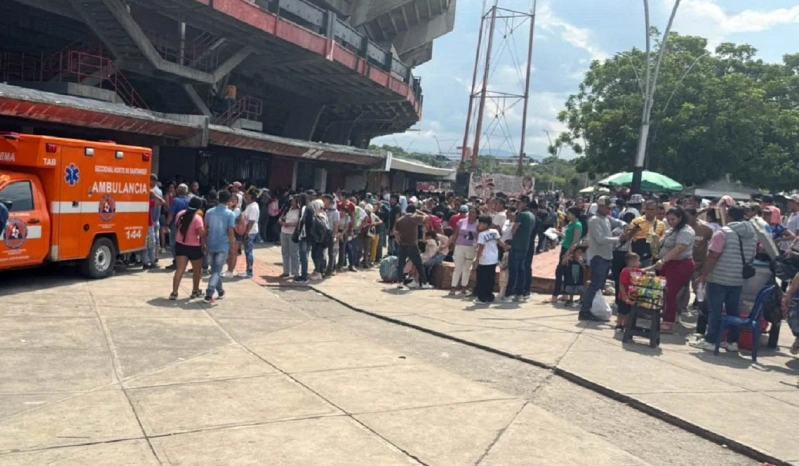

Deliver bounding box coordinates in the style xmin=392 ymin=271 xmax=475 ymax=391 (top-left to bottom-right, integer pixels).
xmin=617 ymin=252 xmax=642 ymax=331
xmin=563 ymin=247 xmax=586 ymax=306
xmin=474 ymin=216 xmax=506 ymax=304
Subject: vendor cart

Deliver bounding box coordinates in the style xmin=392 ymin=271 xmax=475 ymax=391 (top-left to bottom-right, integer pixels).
xmin=623 ymin=273 xmax=666 ymax=348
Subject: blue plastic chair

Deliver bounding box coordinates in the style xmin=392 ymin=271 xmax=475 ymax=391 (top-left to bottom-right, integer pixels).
xmin=714 ymin=285 xmax=774 ymax=362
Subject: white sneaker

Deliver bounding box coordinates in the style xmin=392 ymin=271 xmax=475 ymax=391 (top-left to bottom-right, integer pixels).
xmin=237 ymin=272 xmax=251 ymax=278
xmin=408 ymin=281 xmax=419 ymax=288
xmin=689 ymin=340 xmax=716 ymax=351
xmin=397 ymin=284 xmax=407 ymax=290
xmin=420 ymin=283 xmax=433 ymax=289
xmin=722 ymin=342 xmax=739 ymax=352
xmin=500 ymin=296 xmax=514 ymax=303
xmin=221 ymin=271 xmax=233 ymax=278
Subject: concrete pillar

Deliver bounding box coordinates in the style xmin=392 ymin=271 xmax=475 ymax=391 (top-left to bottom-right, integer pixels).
xmin=152 ymin=146 xmax=161 ymax=176
xmin=319 ymin=120 xmax=354 ymax=145
xmin=291 ymin=161 xmax=298 ymax=190
xmin=313 ymin=168 xmax=327 ymax=192
xmin=282 ymin=103 xmax=324 ymax=141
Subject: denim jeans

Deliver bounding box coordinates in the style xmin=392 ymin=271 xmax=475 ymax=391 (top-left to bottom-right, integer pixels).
xmin=205 ymin=251 xmax=227 ymax=299
xmin=580 ymin=256 xmax=611 ymax=316
xmin=243 ymin=233 xmax=258 ymax=275
xmin=281 ymin=232 xmax=300 ymax=276
xmin=377 ymin=229 xmax=386 ymax=262
xmin=704 ymin=282 xmax=742 ymax=344
xmin=522 ymin=246 xmax=534 ymax=297
xmin=505 ymin=248 xmax=528 ymax=298
xmin=143 ymin=225 xmax=158 ymax=265
xmin=326 ymin=238 xmax=339 ymax=274
xmin=387 ymin=236 xmax=398 ymax=256
xmin=311 ymin=242 xmax=324 ymax=274
xmin=346 ymin=237 xmax=358 ymax=268
xmin=299 ymin=239 xmax=310 ymax=279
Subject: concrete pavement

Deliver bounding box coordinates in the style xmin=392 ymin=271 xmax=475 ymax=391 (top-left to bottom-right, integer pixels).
xmin=251 ymin=246 xmax=799 ymax=465
xmin=1 ymin=262 xmax=657 ymax=465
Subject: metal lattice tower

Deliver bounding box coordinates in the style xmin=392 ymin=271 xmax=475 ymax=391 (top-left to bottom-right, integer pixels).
xmin=461 ymin=0 xmax=537 ymax=174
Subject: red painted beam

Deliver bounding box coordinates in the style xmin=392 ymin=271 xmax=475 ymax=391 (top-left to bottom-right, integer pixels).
xmin=0 ymin=98 xmax=200 ymax=138
xmin=197 ymin=0 xmax=421 ymax=118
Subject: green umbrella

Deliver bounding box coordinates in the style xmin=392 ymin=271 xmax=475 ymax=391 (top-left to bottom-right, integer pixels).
xmin=597 ymin=170 xmax=683 ymax=193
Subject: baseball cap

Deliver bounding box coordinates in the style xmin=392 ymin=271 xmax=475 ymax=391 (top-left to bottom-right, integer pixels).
xmin=596 ymin=196 xmax=613 ymax=207
xmin=629 ymin=194 xmax=644 ymax=205
xmin=459 ymin=205 xmax=469 ymax=213
xmin=790 ymin=194 xmax=799 ymax=204
xmin=231 ymin=181 xmax=242 ymax=188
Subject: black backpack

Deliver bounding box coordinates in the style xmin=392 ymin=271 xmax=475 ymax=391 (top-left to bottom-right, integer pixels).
xmin=311 ymin=216 xmax=332 ymax=246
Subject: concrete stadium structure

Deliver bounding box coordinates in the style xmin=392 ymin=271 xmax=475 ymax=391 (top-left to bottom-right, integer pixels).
xmin=0 ymin=0 xmax=456 ymax=190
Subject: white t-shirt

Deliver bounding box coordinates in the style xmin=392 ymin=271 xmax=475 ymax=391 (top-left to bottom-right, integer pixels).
xmin=244 ymin=202 xmax=260 ymax=236
xmin=492 ymin=212 xmax=507 ymax=228
xmin=282 ymin=208 xmax=300 ymax=234
xmin=477 ymin=229 xmax=501 ymax=265
xmin=501 ymin=220 xmax=514 ymax=242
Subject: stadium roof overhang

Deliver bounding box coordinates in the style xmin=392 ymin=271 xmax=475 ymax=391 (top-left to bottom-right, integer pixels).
xmin=0 ymin=83 xmax=388 ymax=167
xmin=208 ymin=125 xmax=385 ymax=167
xmin=389 ymin=156 xmax=456 ymax=180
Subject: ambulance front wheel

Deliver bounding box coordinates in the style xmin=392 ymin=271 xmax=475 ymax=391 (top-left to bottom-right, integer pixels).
xmin=83 ymin=237 xmax=117 ymax=279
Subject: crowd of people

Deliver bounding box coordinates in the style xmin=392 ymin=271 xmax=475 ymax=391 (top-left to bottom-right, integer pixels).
xmin=145 ymin=177 xmax=799 ymax=355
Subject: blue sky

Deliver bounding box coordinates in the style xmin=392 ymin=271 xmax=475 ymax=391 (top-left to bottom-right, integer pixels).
xmin=373 ymin=0 xmax=799 ymax=160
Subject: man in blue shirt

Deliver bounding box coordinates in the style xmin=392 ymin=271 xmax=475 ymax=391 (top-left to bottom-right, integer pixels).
xmin=204 ymin=189 xmax=236 ymax=303
xmin=166 ymin=183 xmax=190 ymax=269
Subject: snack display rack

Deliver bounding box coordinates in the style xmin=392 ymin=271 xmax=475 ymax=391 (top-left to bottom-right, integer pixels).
xmin=622 ymin=272 xmax=666 ymax=348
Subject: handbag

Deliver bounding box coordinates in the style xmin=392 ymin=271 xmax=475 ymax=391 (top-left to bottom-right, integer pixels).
xmin=736 ymin=232 xmax=756 ymax=279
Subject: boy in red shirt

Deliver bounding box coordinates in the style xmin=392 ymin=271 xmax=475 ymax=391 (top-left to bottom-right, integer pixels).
xmin=617 ymin=252 xmax=642 ymax=331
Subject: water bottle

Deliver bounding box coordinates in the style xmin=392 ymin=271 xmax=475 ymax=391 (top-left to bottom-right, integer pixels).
xmin=696 ymin=283 xmax=706 ymax=302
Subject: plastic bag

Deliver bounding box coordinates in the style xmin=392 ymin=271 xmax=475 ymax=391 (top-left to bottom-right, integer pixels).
xmin=591 ymin=293 xmax=613 ymax=321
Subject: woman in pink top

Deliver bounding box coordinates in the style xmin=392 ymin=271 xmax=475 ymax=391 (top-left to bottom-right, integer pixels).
xmin=171 ymin=197 xmax=207 ymax=300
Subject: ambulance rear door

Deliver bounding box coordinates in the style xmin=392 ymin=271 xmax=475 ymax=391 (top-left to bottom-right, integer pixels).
xmin=53 ymin=145 xmax=90 ymax=261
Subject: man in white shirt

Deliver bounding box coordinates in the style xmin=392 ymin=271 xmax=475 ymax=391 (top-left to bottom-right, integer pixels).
xmin=491 ymin=198 xmax=507 ymax=231
xmin=240 ymin=188 xmax=260 ymax=278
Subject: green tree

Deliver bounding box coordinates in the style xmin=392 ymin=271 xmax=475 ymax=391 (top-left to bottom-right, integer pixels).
xmin=553 ymin=32 xmax=799 ymax=192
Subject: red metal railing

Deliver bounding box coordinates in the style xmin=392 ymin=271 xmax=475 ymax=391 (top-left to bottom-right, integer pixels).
xmin=213 ymin=96 xmax=263 ymax=126
xmin=65 ymin=51 xmax=149 ymax=109
xmin=0 ymin=49 xmax=148 ymax=110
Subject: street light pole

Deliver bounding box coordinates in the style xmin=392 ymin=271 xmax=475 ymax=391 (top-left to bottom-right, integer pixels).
xmin=631 ymin=0 xmax=682 ymax=194
xmin=543 ymin=130 xmax=562 ymax=192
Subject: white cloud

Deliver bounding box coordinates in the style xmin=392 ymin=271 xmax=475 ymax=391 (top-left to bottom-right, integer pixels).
xmin=374 ymin=91 xmax=575 ymax=160
xmin=670 ymin=0 xmax=799 ymax=48
xmin=537 ymin=2 xmax=607 ymax=61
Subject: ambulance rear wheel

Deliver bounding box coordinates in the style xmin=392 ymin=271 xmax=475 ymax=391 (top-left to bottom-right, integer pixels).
xmin=83 ymin=237 xmax=117 ymax=279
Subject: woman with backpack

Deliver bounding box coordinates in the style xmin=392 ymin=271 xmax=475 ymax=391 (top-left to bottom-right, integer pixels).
xmin=293 ymin=194 xmax=311 ymax=284
xmin=308 ymin=199 xmax=330 ymax=280
xmin=170 ymin=197 xmax=206 ymax=300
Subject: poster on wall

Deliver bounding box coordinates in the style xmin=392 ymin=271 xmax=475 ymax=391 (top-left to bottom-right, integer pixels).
xmin=468 ymin=172 xmax=534 ymax=199
xmin=416 ymin=182 xmax=453 ymax=193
